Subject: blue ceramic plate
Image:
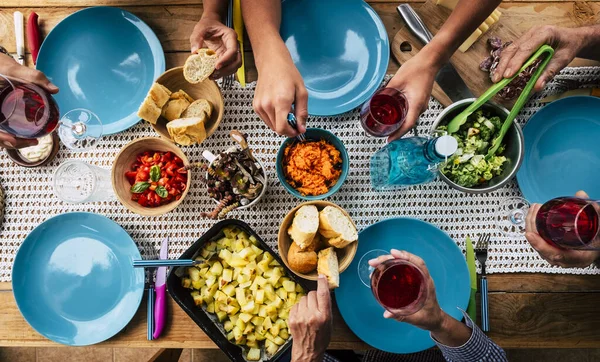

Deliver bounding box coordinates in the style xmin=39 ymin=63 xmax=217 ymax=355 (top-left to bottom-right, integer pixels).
xmin=281 ymin=0 xmax=389 ymax=116
xmin=335 ymin=218 xmax=470 ymax=354
xmin=517 ymin=96 xmax=600 ymax=203
xmin=37 ymin=7 xmax=165 ymax=135
xmin=12 ymin=212 xmax=145 ymax=346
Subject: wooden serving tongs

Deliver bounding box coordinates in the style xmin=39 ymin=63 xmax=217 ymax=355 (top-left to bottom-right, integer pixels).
xmin=447 ymin=45 xmax=555 ymax=160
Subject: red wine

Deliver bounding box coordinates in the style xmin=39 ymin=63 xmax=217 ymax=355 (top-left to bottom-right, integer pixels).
xmin=536 ymin=197 xmax=600 ymax=249
xmin=360 ymin=88 xmax=407 ymax=137
xmin=0 ymin=78 xmax=59 ymax=139
xmin=372 ymin=261 xmax=424 ymax=310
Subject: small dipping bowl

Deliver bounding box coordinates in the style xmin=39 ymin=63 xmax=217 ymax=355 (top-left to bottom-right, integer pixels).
xmin=5 ymin=132 xmax=60 ymax=168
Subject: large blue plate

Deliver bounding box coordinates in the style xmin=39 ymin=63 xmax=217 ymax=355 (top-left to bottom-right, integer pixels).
xmin=37 ymin=7 xmax=165 ymax=135
xmin=12 ymin=212 xmax=145 ymax=346
xmin=335 ymin=218 xmax=470 ymax=354
xmin=281 ymin=0 xmax=389 ymax=116
xmin=517 ymin=96 xmax=600 ymax=203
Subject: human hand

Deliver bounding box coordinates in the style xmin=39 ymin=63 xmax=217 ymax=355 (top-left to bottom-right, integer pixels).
xmin=289 ymin=275 xmax=332 ymax=362
xmin=386 ymin=56 xmax=437 ymax=142
xmin=189 ymin=16 xmax=241 ymax=80
xmin=253 ymin=54 xmax=307 ymax=137
xmin=0 ymin=53 xmax=58 ymax=94
xmin=525 ymin=190 xmax=600 ymax=268
xmin=492 ymin=25 xmax=585 ymax=91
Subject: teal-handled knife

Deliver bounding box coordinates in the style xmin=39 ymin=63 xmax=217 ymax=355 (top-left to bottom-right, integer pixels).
xmin=466 ymin=236 xmax=477 ymax=322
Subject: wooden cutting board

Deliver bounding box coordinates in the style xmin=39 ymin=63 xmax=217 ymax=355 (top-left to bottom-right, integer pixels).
xmin=392 ymin=0 xmax=522 ymax=108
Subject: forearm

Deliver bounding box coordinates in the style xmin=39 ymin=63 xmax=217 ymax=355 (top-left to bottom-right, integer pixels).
xmin=241 ymin=0 xmax=289 ymax=71
xmin=202 ymin=0 xmax=228 ymax=21
xmin=576 ymin=25 xmax=600 ymax=61
xmin=430 ymin=312 xmax=472 ymax=347
xmin=422 ymin=0 xmax=502 ymax=67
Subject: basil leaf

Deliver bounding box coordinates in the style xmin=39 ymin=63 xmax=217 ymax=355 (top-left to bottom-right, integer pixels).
xmin=150 ymin=165 xmax=161 ymax=182
xmin=155 ymin=186 xmax=168 ymax=198
xmin=130 ymin=182 xmax=150 ymax=193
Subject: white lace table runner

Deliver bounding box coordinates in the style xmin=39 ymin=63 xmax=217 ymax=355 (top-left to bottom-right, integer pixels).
xmin=1 ymin=68 xmax=599 ymax=282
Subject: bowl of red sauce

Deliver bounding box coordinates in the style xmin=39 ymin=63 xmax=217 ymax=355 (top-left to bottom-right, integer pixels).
xmin=112 ymin=137 xmax=191 ymax=216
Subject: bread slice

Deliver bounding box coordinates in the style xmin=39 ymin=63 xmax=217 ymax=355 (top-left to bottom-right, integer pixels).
xmin=183 ymin=48 xmax=218 ymax=84
xmin=166 ymin=116 xmax=207 ymax=146
xmin=182 ymin=99 xmax=213 ymax=119
xmin=317 ymin=247 xmax=339 ymax=289
xmin=171 ymin=89 xmax=195 ymax=103
xmin=149 ymin=83 xmax=172 ymax=108
xmin=137 ymin=95 xmax=162 ymax=124
xmin=318 ymin=206 xmax=358 ymax=248
xmin=162 ymin=98 xmax=192 ymax=122
xmin=288 ymin=205 xmax=319 ymax=250
xmin=287 ymin=241 xmax=317 ymax=274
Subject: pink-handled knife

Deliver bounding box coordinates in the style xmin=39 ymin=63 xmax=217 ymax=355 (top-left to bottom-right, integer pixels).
xmin=153 ymin=237 xmax=168 ymax=339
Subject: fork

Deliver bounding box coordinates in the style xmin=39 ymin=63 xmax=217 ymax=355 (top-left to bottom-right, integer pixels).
xmin=221 ymin=0 xmax=235 ymax=90
xmin=475 ymin=233 xmax=491 ymax=332
xmin=287 ymin=113 xmax=306 ymax=142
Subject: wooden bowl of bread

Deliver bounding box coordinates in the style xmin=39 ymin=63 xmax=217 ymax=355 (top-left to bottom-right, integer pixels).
xmin=278 ymin=201 xmax=358 ymax=286
xmin=138 ymin=63 xmax=224 ymax=147
xmin=112 ymin=137 xmax=192 ymax=217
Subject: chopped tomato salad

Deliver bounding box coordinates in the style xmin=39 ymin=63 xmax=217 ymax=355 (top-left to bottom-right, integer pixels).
xmin=125 ymin=151 xmax=187 ymax=208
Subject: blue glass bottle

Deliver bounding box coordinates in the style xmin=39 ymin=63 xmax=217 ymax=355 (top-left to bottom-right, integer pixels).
xmin=370 ymin=135 xmax=457 ymax=190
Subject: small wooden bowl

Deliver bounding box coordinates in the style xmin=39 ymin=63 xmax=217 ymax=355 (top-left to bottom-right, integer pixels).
xmin=278 ymin=201 xmax=358 ymax=281
xmin=5 ymin=132 xmax=60 ymax=168
xmin=112 ymin=137 xmax=192 ymax=217
xmin=152 ymin=66 xmax=224 ymax=145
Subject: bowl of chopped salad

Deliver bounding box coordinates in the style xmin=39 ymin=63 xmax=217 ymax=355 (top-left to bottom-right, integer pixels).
xmin=432 ymin=98 xmax=524 ymax=194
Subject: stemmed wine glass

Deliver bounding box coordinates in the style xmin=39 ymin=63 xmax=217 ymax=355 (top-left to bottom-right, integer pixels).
xmin=494 ymin=196 xmax=600 ymax=250
xmin=0 ymin=73 xmax=102 ymax=151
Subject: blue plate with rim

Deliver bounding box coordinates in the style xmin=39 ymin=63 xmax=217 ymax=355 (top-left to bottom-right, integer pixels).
xmin=280 ymin=0 xmax=389 ymax=116
xmin=517 ymin=96 xmax=600 ymax=203
xmin=36 ymin=7 xmax=165 ymax=135
xmin=335 ymin=217 xmax=470 ymax=354
xmin=12 ymin=212 xmax=145 ymax=346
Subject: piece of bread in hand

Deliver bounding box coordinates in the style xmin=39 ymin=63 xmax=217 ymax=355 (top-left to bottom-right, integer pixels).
xmin=288 ymin=205 xmax=319 ymax=250
xmin=319 ymin=206 xmax=358 ymax=248
xmin=137 ymin=95 xmax=162 ymax=124
xmin=166 ymin=116 xmax=207 ymax=146
xmin=287 ymin=241 xmax=318 ymax=274
xmin=149 ymin=83 xmax=172 ymax=108
xmin=183 ymin=48 xmax=218 ymax=84
xmin=182 ymin=99 xmax=213 ymax=119
xmin=317 ymin=247 xmax=340 ymax=289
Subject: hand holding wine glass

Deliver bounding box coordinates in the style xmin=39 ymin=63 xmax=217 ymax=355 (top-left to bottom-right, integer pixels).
xmin=525 ymin=190 xmax=600 ymax=268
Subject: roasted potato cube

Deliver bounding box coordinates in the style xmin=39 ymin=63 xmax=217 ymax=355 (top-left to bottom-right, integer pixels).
xmin=282 ymin=280 xmax=296 ymax=293
xmin=250 ymin=245 xmax=263 ymax=256
xmin=246 ymin=340 xmax=259 ymax=349
xmin=270 ymin=323 xmax=280 ymax=337
xmin=222 ymin=284 xmax=236 ymax=297
xmin=209 ymin=261 xmax=223 ymax=276
xmin=219 ymin=249 xmax=233 ymax=263
xmin=249 ymin=235 xmax=258 ymax=244
xmin=230 ymin=256 xmax=248 ymax=268
xmin=232 ymin=325 xmax=243 ymax=340
xmin=241 ymin=300 xmax=255 ymax=313
xmin=265 ymin=284 xmax=276 ymax=301
xmin=276 ymin=288 xmax=287 ymax=300
xmin=258 ymin=305 xmax=268 ymax=317
xmin=239 ymin=312 xmax=253 ymax=323
xmin=262 ymin=252 xmax=274 ymax=264
xmin=223 ymin=320 xmax=234 ymax=332
xmin=188 ymin=267 xmax=201 ymax=281
xmin=279 ymin=329 xmax=289 ymax=340
xmin=247 ymin=348 xmax=261 ymax=361
xmin=182 ymin=278 xmax=192 ymax=289
xmin=207 ymin=302 xmax=215 ymax=313
xmin=192 ymin=279 xmax=205 ymax=290
xmin=236 ymin=287 xmax=247 ymax=306
xmin=265 ymin=339 xmax=279 ymax=356
xmin=257 ymin=260 xmax=270 ymax=273
xmin=243 ymin=323 xmax=255 ymax=335
xmin=256 ymin=289 xmax=265 ymax=304
xmin=239 ymin=280 xmax=252 ymax=289
xmin=235 ymin=318 xmax=246 ymax=331
xmin=295 ymin=283 xmax=304 ymax=293
xmin=191 ymin=291 xmax=202 ymax=306
xmin=251 ymin=316 xmax=264 ymax=326
xmin=221 ymin=268 xmax=233 ymax=282
xmin=205 ymin=276 xmax=217 ymax=288
xmin=223 ymin=227 xmax=237 ymax=239
xmin=273 ymin=336 xmax=285 ymax=346
xmin=226 ymin=331 xmax=235 ymax=341
xmin=216 ymin=311 xmax=227 ymax=322
xmin=262 ymin=316 xmax=272 ymax=329
xmin=239 ymin=247 xmax=254 ymax=260
xmin=226 ymin=305 xmax=240 ymax=315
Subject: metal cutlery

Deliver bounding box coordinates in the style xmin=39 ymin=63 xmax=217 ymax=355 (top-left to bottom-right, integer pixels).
xmin=13 ymin=12 xmax=25 ymax=65
xmin=134 ymin=259 xmax=205 ymax=268
xmin=475 ymin=233 xmax=491 ymax=332
xmin=287 ymin=113 xmax=306 ymax=142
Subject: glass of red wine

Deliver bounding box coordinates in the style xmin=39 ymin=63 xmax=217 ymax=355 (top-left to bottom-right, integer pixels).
xmin=360 ymin=88 xmax=408 ymax=138
xmin=357 ymin=249 xmax=428 ymax=316
xmin=495 ymin=196 xmax=600 ymax=250
xmin=0 ymin=74 xmax=102 ymax=151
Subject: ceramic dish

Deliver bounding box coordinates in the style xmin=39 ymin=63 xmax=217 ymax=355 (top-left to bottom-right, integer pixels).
xmin=12 ymin=212 xmax=145 ymax=346
xmin=167 ymin=219 xmax=310 ymax=362
xmin=431 ymin=98 xmax=524 ymax=194
xmin=276 ymin=128 xmax=349 ymax=200
xmin=278 ymin=200 xmax=358 ymax=281
xmin=517 ymin=96 xmax=600 ymax=203
xmin=112 ymin=137 xmax=191 ymax=216
xmin=4 ymin=132 xmax=60 ymax=167
xmin=153 ymin=67 xmax=224 ymax=145
xmin=36 ymin=7 xmax=165 ymax=135
xmin=280 ymin=0 xmax=389 ymax=116
xmin=335 ymin=217 xmax=470 ymax=353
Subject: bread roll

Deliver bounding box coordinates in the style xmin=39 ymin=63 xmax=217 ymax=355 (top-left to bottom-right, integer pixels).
xmin=166 ymin=116 xmax=207 ymax=146
xmin=137 ymin=95 xmax=162 ymax=124
xmin=317 ymin=247 xmax=339 ymax=289
xmin=319 ymin=206 xmax=357 ymax=248
xmin=182 ymin=99 xmax=213 ymax=119
xmin=288 ymin=205 xmax=319 ymax=250
xmin=287 ymin=241 xmax=317 ymax=274
xmin=183 ymin=48 xmax=218 ymax=84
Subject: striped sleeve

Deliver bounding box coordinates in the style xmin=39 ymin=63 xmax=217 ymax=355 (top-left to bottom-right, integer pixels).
xmin=432 ymin=311 xmax=507 ymax=362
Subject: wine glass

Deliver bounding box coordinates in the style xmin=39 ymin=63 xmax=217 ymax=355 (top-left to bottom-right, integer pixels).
xmin=0 ymin=73 xmax=102 ymax=151
xmin=495 ymin=196 xmax=600 ymax=250
xmin=359 ymin=88 xmax=408 ymax=138
xmin=357 ymin=249 xmax=428 ymax=316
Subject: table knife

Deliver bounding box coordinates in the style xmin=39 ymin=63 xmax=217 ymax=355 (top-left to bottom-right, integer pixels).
xmin=465 ymin=236 xmax=477 ymax=322
xmin=152 ymin=237 xmax=168 ymax=339
xmin=397 ymin=4 xmax=474 ymax=102
xmin=27 ymin=12 xmax=42 ymax=65
xmin=13 ymin=12 xmax=25 ymax=65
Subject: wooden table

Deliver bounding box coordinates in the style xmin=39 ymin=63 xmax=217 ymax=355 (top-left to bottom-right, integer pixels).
xmin=1 ymin=0 xmax=600 ymax=351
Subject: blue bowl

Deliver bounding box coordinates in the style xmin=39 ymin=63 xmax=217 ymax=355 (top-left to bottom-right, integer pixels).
xmin=276 ymin=128 xmax=349 ymax=200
